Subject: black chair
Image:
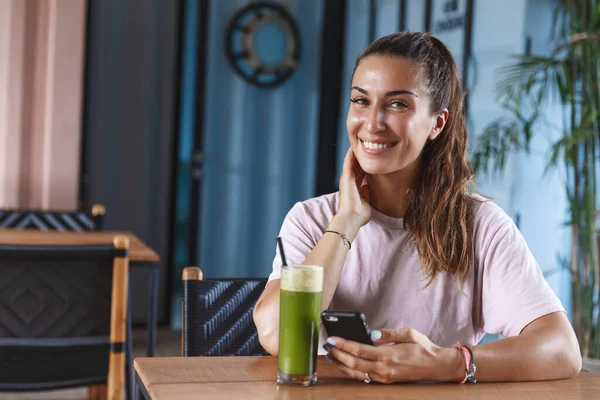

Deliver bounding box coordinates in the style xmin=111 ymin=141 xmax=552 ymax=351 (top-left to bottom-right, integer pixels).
xmin=181 ymin=267 xmax=269 ymax=357
xmin=0 ymin=203 xmax=106 ymax=231
xmin=0 ymin=203 xmax=144 ymax=400
xmin=0 ymin=236 xmax=129 ymax=400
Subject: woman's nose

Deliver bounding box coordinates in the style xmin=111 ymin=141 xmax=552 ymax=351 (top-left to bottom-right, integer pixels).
xmin=366 ymin=107 xmax=385 ymax=134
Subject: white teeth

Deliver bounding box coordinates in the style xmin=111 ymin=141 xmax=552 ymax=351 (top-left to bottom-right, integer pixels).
xmin=362 ymin=140 xmax=391 ymax=150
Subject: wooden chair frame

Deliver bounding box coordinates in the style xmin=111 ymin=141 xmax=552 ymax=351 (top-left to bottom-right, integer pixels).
xmin=181 ymin=266 xmax=203 ymax=357
xmin=85 ymin=236 xmax=129 ymax=400
xmin=105 ymin=236 xmax=129 ymax=400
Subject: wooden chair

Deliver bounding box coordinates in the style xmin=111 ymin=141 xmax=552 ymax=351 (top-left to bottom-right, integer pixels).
xmin=0 ymin=236 xmax=129 ymax=400
xmin=0 ymin=203 xmax=106 ymax=231
xmin=181 ymin=267 xmax=268 ymax=357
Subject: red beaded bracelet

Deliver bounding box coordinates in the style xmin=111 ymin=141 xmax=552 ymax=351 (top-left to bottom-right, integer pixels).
xmin=455 ymin=342 xmax=477 ymax=384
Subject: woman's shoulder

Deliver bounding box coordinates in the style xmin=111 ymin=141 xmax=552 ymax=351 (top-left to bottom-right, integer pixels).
xmin=285 ymin=192 xmax=339 ymax=226
xmin=468 ymin=192 xmax=516 ymax=242
xmin=299 ymin=191 xmax=339 ymax=210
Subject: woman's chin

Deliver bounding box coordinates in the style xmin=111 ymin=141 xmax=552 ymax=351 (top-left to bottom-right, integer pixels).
xmin=361 ymin=165 xmax=395 ymax=176
xmin=360 ymin=161 xmax=411 ymax=177
xmin=356 ymin=154 xmax=414 ymax=177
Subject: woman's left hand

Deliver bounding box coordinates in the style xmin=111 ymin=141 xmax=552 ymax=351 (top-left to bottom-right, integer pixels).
xmin=324 ymin=328 xmax=463 ymax=384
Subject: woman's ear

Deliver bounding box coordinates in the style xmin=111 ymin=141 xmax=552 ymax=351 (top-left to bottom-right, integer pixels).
xmin=428 ymin=109 xmax=449 ymax=140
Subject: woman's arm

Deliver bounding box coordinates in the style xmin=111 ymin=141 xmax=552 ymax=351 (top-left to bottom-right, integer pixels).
xmin=253 ymin=148 xmax=370 ymax=355
xmin=325 ymin=311 xmax=581 ymax=383
xmin=253 ymin=214 xmax=364 ymax=355
xmin=446 ymin=311 xmax=582 ymax=382
xmin=253 ymin=280 xmax=281 ymax=355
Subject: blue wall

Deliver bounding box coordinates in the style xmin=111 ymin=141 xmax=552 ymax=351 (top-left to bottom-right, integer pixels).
xmin=171 ymin=0 xmax=324 ymax=327
xmin=197 ymin=0 xmax=323 ymax=279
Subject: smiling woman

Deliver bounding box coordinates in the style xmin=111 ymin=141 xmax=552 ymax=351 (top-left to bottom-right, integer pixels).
xmin=253 ymin=31 xmax=582 ymax=385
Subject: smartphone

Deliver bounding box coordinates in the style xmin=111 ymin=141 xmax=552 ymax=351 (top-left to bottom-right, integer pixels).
xmin=321 ymin=310 xmax=374 ymax=345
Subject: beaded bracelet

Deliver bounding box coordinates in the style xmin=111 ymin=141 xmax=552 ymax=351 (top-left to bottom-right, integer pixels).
xmin=454 ymin=342 xmax=477 ymax=384
xmin=465 ymin=346 xmax=477 ymax=383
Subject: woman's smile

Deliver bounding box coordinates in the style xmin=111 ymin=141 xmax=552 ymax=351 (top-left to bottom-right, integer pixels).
xmin=359 ymin=138 xmax=399 ymax=155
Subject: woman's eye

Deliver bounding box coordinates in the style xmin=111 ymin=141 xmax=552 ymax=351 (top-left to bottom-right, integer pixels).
xmin=390 ymin=100 xmax=408 ymax=108
xmin=350 ymin=97 xmax=367 ymax=106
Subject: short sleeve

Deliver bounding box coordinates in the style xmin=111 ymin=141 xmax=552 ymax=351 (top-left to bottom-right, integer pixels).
xmin=267 ymin=202 xmax=318 ymax=284
xmin=479 ymin=211 xmax=565 ymax=337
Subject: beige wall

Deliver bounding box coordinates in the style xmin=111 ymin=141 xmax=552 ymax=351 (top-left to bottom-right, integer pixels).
xmin=0 ymin=0 xmax=86 ymax=209
xmin=0 ymin=0 xmax=25 ymax=207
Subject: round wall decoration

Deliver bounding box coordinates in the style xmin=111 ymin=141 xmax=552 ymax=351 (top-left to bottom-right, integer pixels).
xmin=225 ymin=3 xmax=301 ymax=87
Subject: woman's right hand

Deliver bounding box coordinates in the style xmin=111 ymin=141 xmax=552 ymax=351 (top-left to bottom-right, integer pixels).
xmin=333 ymin=147 xmax=372 ymax=238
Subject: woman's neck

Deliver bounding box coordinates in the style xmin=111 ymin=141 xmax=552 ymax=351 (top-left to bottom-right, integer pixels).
xmin=367 ymin=163 xmax=419 ymax=218
xmin=367 ymin=176 xmax=411 ymax=218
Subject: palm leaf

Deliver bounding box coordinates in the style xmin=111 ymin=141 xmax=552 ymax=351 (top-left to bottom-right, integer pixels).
xmin=473 ymin=0 xmax=600 ymax=358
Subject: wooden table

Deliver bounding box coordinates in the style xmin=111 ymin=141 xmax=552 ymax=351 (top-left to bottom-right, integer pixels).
xmin=134 ymin=356 xmax=600 ymax=399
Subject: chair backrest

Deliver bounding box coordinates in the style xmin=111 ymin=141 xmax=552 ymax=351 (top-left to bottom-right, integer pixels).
xmin=0 ymin=236 xmax=129 ymax=399
xmin=0 ymin=203 xmax=106 ymax=231
xmin=181 ymin=267 xmax=269 ymax=357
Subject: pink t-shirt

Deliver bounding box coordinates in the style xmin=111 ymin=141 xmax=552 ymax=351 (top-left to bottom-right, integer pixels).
xmin=268 ymin=192 xmax=564 ymax=348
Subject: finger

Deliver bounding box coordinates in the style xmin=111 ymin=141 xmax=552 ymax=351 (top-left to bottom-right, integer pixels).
xmin=328 ymin=345 xmax=379 ymax=375
xmin=371 ymin=328 xmax=422 ymax=345
xmin=335 ymin=362 xmax=365 ymax=381
xmin=354 ymin=163 xmax=366 ymax=187
xmin=335 ymin=363 xmax=388 ymax=384
xmin=328 ymin=337 xmax=380 ymax=361
xmin=350 ymin=150 xmax=362 ymax=171
xmin=342 ymin=147 xmax=356 ymax=178
xmin=359 ymin=176 xmax=370 ymax=202
xmin=350 ymin=148 xmax=364 ymax=171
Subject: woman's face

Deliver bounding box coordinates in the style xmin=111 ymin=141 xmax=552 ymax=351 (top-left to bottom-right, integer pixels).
xmin=346 ymin=56 xmax=447 ymax=177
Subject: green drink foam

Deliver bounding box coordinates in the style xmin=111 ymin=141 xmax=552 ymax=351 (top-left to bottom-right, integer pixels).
xmin=280 ymin=265 xmax=323 ymax=292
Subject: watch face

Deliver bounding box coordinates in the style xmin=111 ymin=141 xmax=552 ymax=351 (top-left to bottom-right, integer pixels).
xmin=226 ymin=3 xmax=301 ymax=88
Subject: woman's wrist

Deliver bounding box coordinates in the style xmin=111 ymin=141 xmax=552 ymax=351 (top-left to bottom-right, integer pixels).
xmin=327 ymin=213 xmax=364 ymax=242
xmin=435 ymin=347 xmax=467 ymax=382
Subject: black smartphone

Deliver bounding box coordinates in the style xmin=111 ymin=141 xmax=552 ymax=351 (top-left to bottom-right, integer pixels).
xmin=321 ymin=310 xmax=374 ymax=345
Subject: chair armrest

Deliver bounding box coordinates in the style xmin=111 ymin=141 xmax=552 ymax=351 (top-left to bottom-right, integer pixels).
xmin=182 ymin=266 xmax=203 ymax=356
xmin=91 ymin=203 xmax=106 ymax=217
xmin=91 ymin=204 xmax=106 ymax=231
xmin=182 ymin=266 xmax=203 ymax=281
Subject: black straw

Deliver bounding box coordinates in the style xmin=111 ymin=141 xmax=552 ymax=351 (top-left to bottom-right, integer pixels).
xmin=277 ymin=236 xmax=288 ymax=267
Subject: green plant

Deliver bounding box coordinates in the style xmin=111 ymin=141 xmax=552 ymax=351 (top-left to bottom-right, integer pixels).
xmin=472 ymin=0 xmax=600 ymax=359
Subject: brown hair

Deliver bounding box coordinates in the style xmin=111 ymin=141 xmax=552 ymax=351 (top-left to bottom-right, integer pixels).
xmin=353 ymin=32 xmax=477 ymax=287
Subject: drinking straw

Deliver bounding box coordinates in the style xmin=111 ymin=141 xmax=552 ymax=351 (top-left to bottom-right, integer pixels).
xmin=277 ymin=236 xmax=288 ymax=267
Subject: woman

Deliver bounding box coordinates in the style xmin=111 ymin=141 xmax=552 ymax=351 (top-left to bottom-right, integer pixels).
xmin=253 ymin=32 xmax=581 ymax=384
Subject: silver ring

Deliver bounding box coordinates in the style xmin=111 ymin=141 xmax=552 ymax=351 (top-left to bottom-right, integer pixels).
xmin=364 ymin=372 xmax=372 ymax=384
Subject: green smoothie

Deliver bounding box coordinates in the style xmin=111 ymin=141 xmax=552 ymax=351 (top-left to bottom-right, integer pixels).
xmin=277 ymin=265 xmax=323 ymax=386
xmin=278 ymin=289 xmax=322 ymax=375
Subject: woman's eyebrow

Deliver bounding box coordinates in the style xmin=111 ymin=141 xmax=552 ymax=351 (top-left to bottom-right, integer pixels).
xmin=351 ymin=86 xmax=418 ymax=98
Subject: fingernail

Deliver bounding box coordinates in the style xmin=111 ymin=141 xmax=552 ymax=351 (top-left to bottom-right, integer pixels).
xmin=325 ymin=353 xmax=333 ymax=362
xmin=327 ymin=337 xmax=337 ymax=346
xmin=370 ymin=330 xmax=382 ymax=340
xmin=322 ymin=343 xmax=332 ymax=352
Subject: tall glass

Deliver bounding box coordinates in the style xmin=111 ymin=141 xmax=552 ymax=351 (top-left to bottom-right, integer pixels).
xmin=277 ymin=264 xmax=323 ymax=386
